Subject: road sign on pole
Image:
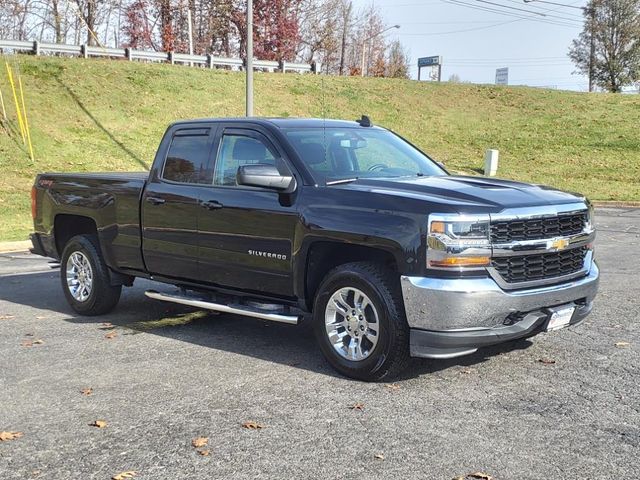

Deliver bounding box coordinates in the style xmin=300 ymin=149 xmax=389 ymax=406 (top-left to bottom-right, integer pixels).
xmin=495 ymin=67 xmax=509 ymax=85
xmin=417 ymin=56 xmax=442 ymax=82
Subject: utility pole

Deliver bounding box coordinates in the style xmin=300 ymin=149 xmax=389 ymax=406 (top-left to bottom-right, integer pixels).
xmin=187 ymin=9 xmax=193 ymax=67
xmin=360 ymin=24 xmax=400 ymax=77
xmin=587 ymin=5 xmax=595 ymax=92
xmin=524 ymin=0 xmax=595 ymax=92
xmin=246 ymin=0 xmax=253 ymax=116
xmin=339 ymin=1 xmax=352 ymax=76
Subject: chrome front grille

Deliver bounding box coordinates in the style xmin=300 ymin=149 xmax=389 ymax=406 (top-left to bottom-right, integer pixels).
xmin=490 ymin=212 xmax=587 ymax=243
xmin=491 ymin=246 xmax=588 ymax=284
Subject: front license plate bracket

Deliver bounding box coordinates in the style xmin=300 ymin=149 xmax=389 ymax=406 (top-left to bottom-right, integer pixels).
xmin=545 ymin=304 xmax=576 ymax=332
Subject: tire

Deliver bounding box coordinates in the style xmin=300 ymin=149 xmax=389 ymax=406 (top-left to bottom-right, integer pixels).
xmin=60 ymin=235 xmax=122 ymax=316
xmin=313 ymin=262 xmax=410 ymax=381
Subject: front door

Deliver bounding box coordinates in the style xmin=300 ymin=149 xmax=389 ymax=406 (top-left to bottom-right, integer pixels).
xmin=196 ymin=127 xmax=299 ymax=298
xmin=141 ymin=125 xmax=216 ymax=279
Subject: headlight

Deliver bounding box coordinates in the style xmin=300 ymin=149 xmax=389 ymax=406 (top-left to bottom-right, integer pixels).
xmin=427 ymin=214 xmax=491 ymax=270
xmin=585 ymin=200 xmax=595 ymax=232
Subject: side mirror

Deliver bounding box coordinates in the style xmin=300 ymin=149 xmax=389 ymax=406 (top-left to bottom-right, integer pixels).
xmin=236 ymin=163 xmax=296 ymax=193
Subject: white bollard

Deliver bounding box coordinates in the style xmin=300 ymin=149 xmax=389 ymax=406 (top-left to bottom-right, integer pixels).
xmin=484 ymin=149 xmax=499 ymax=176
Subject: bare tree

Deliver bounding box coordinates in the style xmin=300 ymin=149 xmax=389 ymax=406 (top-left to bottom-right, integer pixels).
xmin=386 ymin=39 xmax=409 ymax=79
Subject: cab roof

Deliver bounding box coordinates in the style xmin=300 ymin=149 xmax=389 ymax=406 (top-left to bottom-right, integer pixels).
xmin=172 ymin=117 xmax=384 ymax=130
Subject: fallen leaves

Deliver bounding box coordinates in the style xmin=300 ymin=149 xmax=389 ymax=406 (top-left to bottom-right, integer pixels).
xmin=615 ymin=341 xmax=631 ymax=348
xmin=99 ymin=322 xmax=115 ymax=330
xmin=348 ymin=402 xmax=365 ymax=411
xmin=191 ymin=436 xmax=210 ymax=456
xmin=0 ymin=314 xmax=14 ymax=320
xmin=89 ymin=420 xmax=108 ymax=428
xmin=104 ymin=331 xmax=118 ymax=340
xmin=0 ymin=431 xmax=23 ymax=441
xmin=21 ymin=339 xmax=44 ymax=347
xmin=460 ymin=368 xmax=475 ymax=375
xmin=538 ymin=357 xmax=556 ymax=365
xmin=385 ymin=384 xmax=401 ymax=391
xmin=454 ymin=473 xmax=493 ymax=480
xmin=191 ymin=437 xmax=208 ymax=448
xmin=112 ymin=471 xmax=136 ymax=480
xmin=469 ymin=473 xmax=493 ymax=480
xmin=374 ymin=453 xmax=385 ymax=460
xmin=241 ymin=421 xmax=264 ymax=430
xmin=80 ymin=387 xmax=93 ymax=396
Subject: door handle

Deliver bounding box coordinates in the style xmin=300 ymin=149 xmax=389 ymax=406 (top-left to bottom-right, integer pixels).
xmin=146 ymin=196 xmax=166 ymax=205
xmin=201 ymin=200 xmax=223 ymax=210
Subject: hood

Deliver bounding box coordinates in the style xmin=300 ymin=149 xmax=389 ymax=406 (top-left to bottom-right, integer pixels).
xmin=336 ymin=175 xmax=586 ymax=213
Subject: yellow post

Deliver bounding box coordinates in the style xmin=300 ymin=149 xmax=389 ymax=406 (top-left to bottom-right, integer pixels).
xmin=0 ymin=86 xmax=7 ymax=121
xmin=18 ymin=75 xmax=35 ymax=161
xmin=5 ymin=62 xmax=26 ymax=144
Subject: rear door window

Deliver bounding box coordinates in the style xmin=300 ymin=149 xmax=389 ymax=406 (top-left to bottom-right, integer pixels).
xmin=162 ymin=129 xmax=213 ymax=184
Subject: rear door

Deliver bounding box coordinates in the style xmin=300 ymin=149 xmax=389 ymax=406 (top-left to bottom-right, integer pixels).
xmin=196 ymin=125 xmax=299 ymax=297
xmin=141 ymin=124 xmax=216 ymax=279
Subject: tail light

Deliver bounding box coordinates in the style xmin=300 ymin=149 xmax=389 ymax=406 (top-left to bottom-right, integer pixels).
xmin=31 ymin=186 xmax=37 ymax=220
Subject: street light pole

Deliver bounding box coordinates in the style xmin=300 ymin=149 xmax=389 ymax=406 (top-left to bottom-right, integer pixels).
xmin=360 ymin=24 xmax=400 ymax=77
xmin=246 ymin=0 xmax=253 ymax=116
xmin=524 ymin=0 xmax=595 ymax=92
xmin=587 ymin=5 xmax=595 ymax=93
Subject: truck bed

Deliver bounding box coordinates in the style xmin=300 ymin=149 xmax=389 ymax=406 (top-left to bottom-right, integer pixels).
xmin=33 ymin=171 xmax=148 ymax=272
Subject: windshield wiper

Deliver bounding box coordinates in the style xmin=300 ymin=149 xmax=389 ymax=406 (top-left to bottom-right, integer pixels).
xmin=326 ymin=178 xmax=359 ymax=186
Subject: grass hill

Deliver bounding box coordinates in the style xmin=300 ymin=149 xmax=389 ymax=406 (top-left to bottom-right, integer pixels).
xmin=0 ymin=55 xmax=638 ymax=241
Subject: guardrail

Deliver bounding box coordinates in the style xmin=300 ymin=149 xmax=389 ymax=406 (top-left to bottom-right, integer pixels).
xmin=0 ymin=39 xmax=320 ymax=74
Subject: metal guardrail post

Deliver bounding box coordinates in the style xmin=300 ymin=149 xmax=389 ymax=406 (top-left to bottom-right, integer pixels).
xmin=279 ymin=60 xmax=286 ymax=73
xmin=168 ymin=51 xmax=174 ymax=65
xmin=207 ymin=54 xmax=213 ymax=69
xmin=80 ymin=44 xmax=88 ymax=58
xmin=125 ymin=47 xmax=132 ymax=61
xmin=33 ymin=40 xmax=40 ymax=56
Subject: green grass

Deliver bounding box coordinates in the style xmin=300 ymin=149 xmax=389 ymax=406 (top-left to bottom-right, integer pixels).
xmin=1 ymin=55 xmax=638 ymax=241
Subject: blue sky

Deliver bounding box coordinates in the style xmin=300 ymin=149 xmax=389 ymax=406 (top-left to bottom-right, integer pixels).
xmin=353 ymin=0 xmax=589 ymax=90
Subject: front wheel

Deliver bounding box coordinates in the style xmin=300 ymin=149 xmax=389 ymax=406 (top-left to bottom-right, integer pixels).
xmin=60 ymin=235 xmax=122 ymax=316
xmin=313 ymin=262 xmax=410 ymax=381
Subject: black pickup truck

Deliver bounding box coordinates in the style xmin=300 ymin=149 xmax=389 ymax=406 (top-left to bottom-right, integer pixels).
xmin=30 ymin=117 xmax=599 ymax=381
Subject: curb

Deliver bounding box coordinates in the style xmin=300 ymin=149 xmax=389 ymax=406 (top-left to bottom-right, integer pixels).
xmin=592 ymin=201 xmax=640 ymax=209
xmin=0 ymin=240 xmax=32 ymax=254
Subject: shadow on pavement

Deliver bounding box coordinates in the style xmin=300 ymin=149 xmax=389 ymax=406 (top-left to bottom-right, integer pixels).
xmin=0 ymin=271 xmax=535 ymax=381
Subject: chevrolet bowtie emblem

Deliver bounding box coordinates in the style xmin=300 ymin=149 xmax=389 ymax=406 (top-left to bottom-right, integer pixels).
xmin=550 ymin=238 xmax=570 ymax=251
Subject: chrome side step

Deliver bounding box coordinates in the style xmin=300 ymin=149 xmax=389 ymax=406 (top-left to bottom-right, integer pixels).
xmin=144 ymin=290 xmax=300 ymax=325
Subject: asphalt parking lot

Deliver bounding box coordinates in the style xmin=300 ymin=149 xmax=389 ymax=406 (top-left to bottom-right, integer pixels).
xmin=0 ymin=208 xmax=638 ymax=479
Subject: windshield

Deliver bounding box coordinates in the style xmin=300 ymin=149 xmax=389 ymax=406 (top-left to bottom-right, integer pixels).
xmin=284 ymin=127 xmax=446 ymax=184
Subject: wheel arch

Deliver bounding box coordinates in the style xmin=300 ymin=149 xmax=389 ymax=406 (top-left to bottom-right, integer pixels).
xmin=302 ymin=240 xmax=400 ymax=311
xmin=54 ymin=214 xmax=98 ymax=257
xmin=54 ymin=214 xmax=132 ymax=287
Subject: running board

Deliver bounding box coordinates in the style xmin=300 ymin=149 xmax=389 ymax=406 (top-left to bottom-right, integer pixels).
xmin=144 ymin=290 xmax=300 ymax=325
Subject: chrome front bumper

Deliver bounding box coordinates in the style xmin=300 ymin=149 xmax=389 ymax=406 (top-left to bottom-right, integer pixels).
xmin=401 ymin=259 xmax=599 ymax=332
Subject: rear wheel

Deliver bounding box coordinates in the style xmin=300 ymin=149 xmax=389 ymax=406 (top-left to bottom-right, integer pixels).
xmin=313 ymin=262 xmax=410 ymax=381
xmin=60 ymin=235 xmax=122 ymax=315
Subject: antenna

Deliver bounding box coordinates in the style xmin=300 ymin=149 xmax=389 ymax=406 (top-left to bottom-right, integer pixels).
xmin=356 ymin=115 xmax=372 ymax=127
